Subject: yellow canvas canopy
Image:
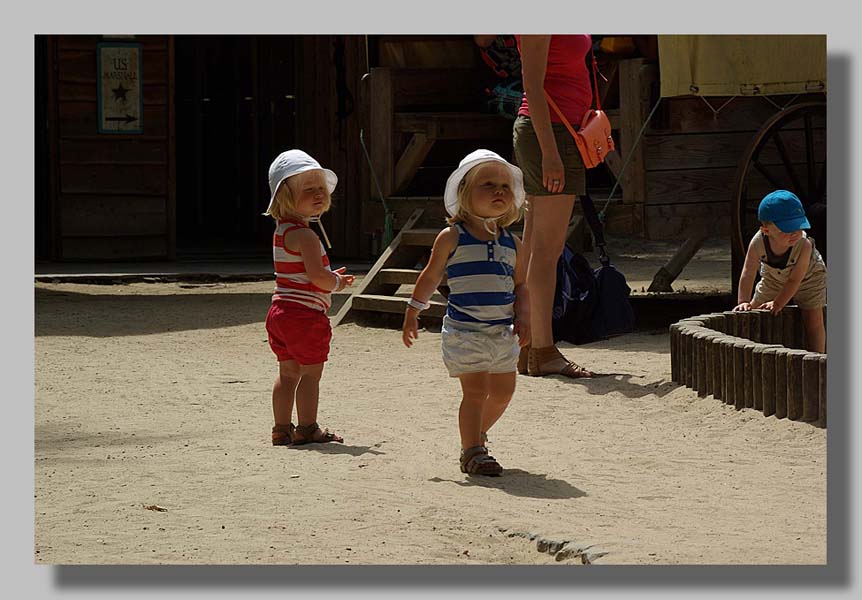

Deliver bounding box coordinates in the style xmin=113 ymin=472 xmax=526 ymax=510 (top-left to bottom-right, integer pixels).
xmin=657 ymin=35 xmax=826 ymax=97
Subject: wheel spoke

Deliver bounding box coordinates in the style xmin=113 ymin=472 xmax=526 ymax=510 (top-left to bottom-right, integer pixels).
xmin=752 ymin=160 xmax=784 ymax=190
xmin=771 ymin=131 xmax=805 ymax=200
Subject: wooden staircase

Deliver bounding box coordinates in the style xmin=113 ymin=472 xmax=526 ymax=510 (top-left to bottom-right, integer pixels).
xmin=333 ymin=207 xmax=591 ymax=328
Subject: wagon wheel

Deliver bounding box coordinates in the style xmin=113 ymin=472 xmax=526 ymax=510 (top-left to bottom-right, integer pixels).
xmin=731 ymin=101 xmax=827 ymax=286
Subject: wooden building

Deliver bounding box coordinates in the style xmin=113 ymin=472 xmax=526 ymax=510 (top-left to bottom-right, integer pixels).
xmin=35 ymin=34 xmax=825 ymax=264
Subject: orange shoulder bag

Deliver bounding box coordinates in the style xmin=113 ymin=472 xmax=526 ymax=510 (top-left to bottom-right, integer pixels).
xmin=544 ymin=49 xmax=615 ymax=169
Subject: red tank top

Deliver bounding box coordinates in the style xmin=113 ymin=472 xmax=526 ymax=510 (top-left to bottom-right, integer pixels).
xmin=272 ymin=219 xmax=332 ymax=313
xmin=515 ymin=34 xmax=593 ymax=124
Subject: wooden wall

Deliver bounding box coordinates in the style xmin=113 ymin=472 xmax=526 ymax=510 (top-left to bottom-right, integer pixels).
xmin=47 ymin=35 xmax=175 ymax=260
xmin=295 ymin=35 xmax=368 ymax=260
xmin=607 ymin=57 xmax=826 ymax=240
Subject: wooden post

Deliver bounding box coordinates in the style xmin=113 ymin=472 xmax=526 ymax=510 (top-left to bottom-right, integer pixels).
xmin=733 ymin=341 xmax=747 ymax=410
xmin=751 ymin=345 xmax=764 ymax=410
xmin=774 ymin=350 xmax=789 ymax=419
xmin=758 ymin=310 xmax=772 ymax=346
xmin=786 ymin=349 xmax=807 ymax=420
xmin=724 ymin=311 xmax=739 ymax=337
xmin=761 ymin=347 xmax=779 ymax=417
xmin=802 ymin=353 xmax=821 ymax=422
xmin=368 ymin=67 xmax=393 ymax=201
xmin=695 ymin=331 xmax=708 ymax=397
xmin=618 ymin=58 xmax=655 ymax=236
xmin=782 ymin=309 xmax=797 ymax=349
xmin=647 ymin=233 xmax=707 ymax=292
xmin=723 ymin=338 xmax=736 ymax=406
xmin=738 ymin=311 xmax=751 ymax=342
xmin=670 ymin=323 xmax=680 ymax=383
xmin=818 ymin=354 xmax=827 ymax=427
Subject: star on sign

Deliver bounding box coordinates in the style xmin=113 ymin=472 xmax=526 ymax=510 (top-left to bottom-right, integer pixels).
xmin=112 ymin=83 xmax=129 ymax=101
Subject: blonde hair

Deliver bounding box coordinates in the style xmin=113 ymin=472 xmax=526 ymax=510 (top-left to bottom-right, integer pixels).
xmin=264 ymin=170 xmax=332 ymax=221
xmin=446 ymin=162 xmax=522 ymax=228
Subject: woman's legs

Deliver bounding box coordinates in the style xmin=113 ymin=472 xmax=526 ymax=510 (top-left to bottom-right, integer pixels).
xmin=800 ymin=308 xmax=826 ymax=353
xmin=481 ymin=372 xmax=516 ymax=435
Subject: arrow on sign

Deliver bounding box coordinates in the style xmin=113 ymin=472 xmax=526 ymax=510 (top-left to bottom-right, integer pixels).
xmin=106 ymin=114 xmax=138 ymax=124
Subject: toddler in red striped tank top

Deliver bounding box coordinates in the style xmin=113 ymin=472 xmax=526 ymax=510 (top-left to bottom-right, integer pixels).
xmin=262 ymin=150 xmax=355 ymax=446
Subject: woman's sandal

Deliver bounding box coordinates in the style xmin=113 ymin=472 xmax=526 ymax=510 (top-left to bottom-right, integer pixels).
xmin=459 ymin=445 xmax=503 ymax=476
xmin=517 ymin=345 xmax=530 ymax=375
xmin=292 ymin=422 xmax=344 ymax=446
xmin=271 ymin=423 xmax=295 ymax=446
xmin=528 ymin=345 xmax=594 ymax=379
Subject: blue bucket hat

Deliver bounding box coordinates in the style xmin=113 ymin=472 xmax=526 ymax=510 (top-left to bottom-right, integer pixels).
xmin=757 ymin=190 xmax=811 ymax=233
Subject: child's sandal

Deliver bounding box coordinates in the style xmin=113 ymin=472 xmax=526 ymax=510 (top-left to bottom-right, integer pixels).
xmin=292 ymin=422 xmax=344 ymax=445
xmin=459 ymin=445 xmax=503 ymax=476
xmin=271 ymin=423 xmax=295 ymax=446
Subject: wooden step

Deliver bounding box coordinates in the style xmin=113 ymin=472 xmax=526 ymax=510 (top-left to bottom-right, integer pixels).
xmin=401 ymin=229 xmax=440 ymax=247
xmin=378 ymin=268 xmax=448 ymax=285
xmin=352 ymin=294 xmax=447 ymax=318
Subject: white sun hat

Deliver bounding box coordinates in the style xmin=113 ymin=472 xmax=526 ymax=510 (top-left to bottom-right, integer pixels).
xmin=443 ymin=149 xmax=525 ymax=217
xmin=265 ymin=149 xmax=338 ymax=214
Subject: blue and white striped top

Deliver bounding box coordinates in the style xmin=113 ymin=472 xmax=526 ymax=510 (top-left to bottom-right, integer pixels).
xmin=445 ymin=223 xmax=517 ymax=326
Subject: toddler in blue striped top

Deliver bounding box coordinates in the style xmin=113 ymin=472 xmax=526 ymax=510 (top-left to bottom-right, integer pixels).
xmin=402 ymin=150 xmax=530 ymax=476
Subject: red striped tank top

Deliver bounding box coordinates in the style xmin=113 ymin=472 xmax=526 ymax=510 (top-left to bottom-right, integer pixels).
xmin=272 ymin=219 xmax=332 ymax=312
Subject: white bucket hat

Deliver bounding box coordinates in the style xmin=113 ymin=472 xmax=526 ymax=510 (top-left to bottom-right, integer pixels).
xmin=443 ymin=149 xmax=525 ymax=217
xmin=265 ymin=149 xmax=338 ymax=214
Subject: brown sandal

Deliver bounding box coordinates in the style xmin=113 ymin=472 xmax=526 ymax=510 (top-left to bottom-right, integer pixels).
xmin=292 ymin=422 xmax=344 ymax=445
xmin=528 ymin=345 xmax=594 ymax=378
xmin=459 ymin=445 xmax=503 ymax=476
xmin=271 ymin=423 xmax=295 ymax=446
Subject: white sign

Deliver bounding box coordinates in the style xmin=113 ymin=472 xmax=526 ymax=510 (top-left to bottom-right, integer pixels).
xmin=98 ymin=43 xmax=143 ymax=134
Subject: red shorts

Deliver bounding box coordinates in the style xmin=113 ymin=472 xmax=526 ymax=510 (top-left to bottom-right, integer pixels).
xmin=265 ymin=301 xmax=332 ymax=364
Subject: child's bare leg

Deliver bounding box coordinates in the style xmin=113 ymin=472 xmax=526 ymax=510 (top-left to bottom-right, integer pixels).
xmin=294 ymin=362 xmax=324 ymax=427
xmin=458 ymin=372 xmax=490 ymax=449
xmin=801 ymin=308 xmax=826 ymax=353
xmin=481 ymin=371 xmax=516 ymax=435
xmin=272 ymin=360 xmax=301 ymax=426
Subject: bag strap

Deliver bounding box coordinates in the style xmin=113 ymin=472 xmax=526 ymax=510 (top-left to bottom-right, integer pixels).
xmin=579 ymin=193 xmax=610 ymax=266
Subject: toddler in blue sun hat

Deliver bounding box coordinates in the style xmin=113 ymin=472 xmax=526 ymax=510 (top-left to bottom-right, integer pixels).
xmin=733 ymin=189 xmax=826 ymax=353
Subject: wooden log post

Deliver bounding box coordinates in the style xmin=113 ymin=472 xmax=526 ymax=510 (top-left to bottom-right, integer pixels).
xmin=774 ymin=349 xmax=790 ymax=419
xmin=748 ymin=311 xmax=761 ymax=343
xmin=724 ymin=311 xmax=738 ymax=337
xmin=818 ymin=354 xmax=827 ymax=427
xmin=670 ymin=323 xmax=680 ymax=383
xmin=742 ymin=342 xmax=755 ymax=408
xmin=786 ymin=349 xmax=807 ymax=420
xmin=733 ymin=341 xmax=747 ymax=410
xmin=770 ymin=311 xmax=783 ymax=345
xmin=751 ymin=345 xmax=764 ymax=410
xmin=802 ymin=353 xmax=822 ymax=422
xmin=761 ymin=347 xmax=779 ymax=417
xmin=723 ymin=338 xmax=736 ymax=406
xmin=710 ymin=335 xmax=726 ymax=400
xmin=695 ymin=331 xmax=708 ymax=397
xmin=738 ymin=311 xmax=751 ymax=342
xmin=757 ymin=310 xmax=772 ymax=346
xmin=680 ymin=326 xmax=691 ymax=388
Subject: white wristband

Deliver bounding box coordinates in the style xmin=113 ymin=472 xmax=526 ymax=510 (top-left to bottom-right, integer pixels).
xmin=333 ymin=272 xmax=344 ymax=292
xmin=407 ymin=297 xmax=430 ymax=311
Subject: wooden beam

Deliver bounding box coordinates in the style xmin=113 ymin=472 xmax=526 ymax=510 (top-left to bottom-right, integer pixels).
xmin=647 ymin=233 xmax=708 ymax=292
xmin=393 ymin=132 xmax=435 ymax=194
xmin=368 ymin=67 xmax=393 ymax=199
xmin=394 ymin=112 xmax=511 ymax=139
xmin=353 ymin=294 xmax=447 ymax=318
xmin=619 ymin=58 xmax=656 ymax=237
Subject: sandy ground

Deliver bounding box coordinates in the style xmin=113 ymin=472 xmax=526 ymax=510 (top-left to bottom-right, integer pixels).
xmin=34 ymin=279 xmax=825 ymax=565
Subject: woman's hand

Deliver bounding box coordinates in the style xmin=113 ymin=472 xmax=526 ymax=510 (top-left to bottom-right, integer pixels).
xmin=542 ymin=151 xmax=565 ymax=193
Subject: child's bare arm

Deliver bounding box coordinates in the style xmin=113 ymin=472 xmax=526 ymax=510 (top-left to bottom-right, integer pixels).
xmin=734 ymin=237 xmax=762 ymax=310
xmin=402 ymin=228 xmax=458 ymax=347
xmin=768 ymin=239 xmax=812 ymax=313
xmin=292 ymin=229 xmax=345 ymax=291
xmin=512 ymin=234 xmax=531 ymax=347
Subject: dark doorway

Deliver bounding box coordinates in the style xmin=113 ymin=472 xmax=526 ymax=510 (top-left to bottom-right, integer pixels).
xmin=35 ymin=35 xmax=51 ymax=261
xmin=174 ymin=35 xmax=297 ymax=258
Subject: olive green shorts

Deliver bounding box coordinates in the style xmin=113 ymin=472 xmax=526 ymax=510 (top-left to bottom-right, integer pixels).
xmin=512 ymin=115 xmax=586 ymax=197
